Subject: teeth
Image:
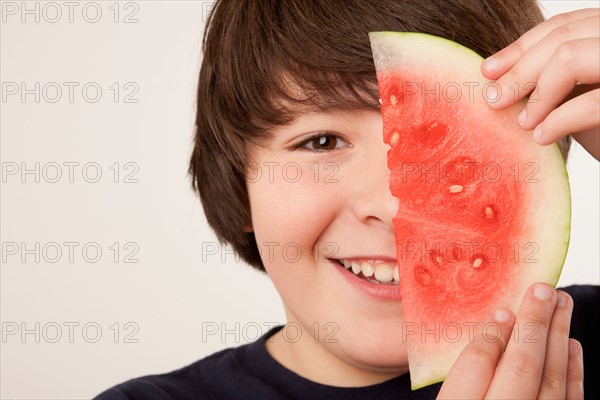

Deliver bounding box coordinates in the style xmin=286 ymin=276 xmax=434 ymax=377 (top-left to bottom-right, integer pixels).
xmin=361 ymin=262 xmax=374 ymax=277
xmin=351 ymin=261 xmax=362 ymax=275
xmin=338 ymin=259 xmax=398 ymax=284
xmin=374 ymin=264 xmax=393 ymax=282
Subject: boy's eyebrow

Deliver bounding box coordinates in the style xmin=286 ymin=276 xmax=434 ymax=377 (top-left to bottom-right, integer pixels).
xmin=252 ymin=93 xmax=381 ymax=147
xmin=255 ymin=107 xmax=380 ymax=150
xmin=269 ymin=83 xmax=380 ymax=120
xmin=224 ymin=67 xmax=383 ymax=152
xmin=269 ymin=69 xmax=380 ymax=107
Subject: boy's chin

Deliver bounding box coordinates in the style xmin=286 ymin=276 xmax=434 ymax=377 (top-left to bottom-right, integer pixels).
xmin=337 ymin=336 xmax=410 ymax=372
xmin=317 ymin=320 xmax=410 ymax=373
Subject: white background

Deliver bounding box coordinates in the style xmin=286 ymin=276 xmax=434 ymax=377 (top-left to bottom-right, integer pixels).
xmin=1 ymin=1 xmax=598 ymax=398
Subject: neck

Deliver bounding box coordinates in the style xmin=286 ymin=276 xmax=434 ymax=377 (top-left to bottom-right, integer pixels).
xmin=265 ymin=323 xmax=408 ymax=387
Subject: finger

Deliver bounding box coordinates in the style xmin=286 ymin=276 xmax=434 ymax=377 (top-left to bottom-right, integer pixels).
xmin=481 ymin=9 xmax=599 ymax=79
xmin=437 ymin=309 xmax=515 ymax=399
xmin=566 ymin=339 xmax=584 ymax=400
xmin=533 ymin=89 xmax=600 ymax=148
xmin=537 ymin=291 xmax=573 ymax=399
xmin=488 ymin=18 xmax=600 ymax=110
xmin=485 ymin=283 xmax=558 ymax=399
xmin=557 ymin=83 xmax=600 ymax=160
xmin=519 ymin=38 xmax=600 ymax=129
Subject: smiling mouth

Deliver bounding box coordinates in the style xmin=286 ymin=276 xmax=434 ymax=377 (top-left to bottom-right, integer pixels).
xmin=332 ymin=259 xmax=399 ymax=285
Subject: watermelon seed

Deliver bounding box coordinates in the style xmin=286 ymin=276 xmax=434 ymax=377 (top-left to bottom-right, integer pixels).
xmin=430 ymin=253 xmax=442 ymax=266
xmin=485 ymin=206 xmax=494 ymax=219
xmin=472 ymin=258 xmax=483 ymax=268
xmin=449 ymin=184 xmax=463 ymax=193
xmin=414 ymin=265 xmax=432 ymax=286
xmin=390 ymin=95 xmax=398 ymax=106
xmin=390 ymin=132 xmax=400 ymax=146
xmin=378 ymin=98 xmax=382 ymax=105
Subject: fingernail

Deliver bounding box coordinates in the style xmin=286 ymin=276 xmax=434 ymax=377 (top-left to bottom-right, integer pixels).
xmin=483 ymin=57 xmax=500 ymax=72
xmin=485 ymin=84 xmax=499 ymax=103
xmin=569 ymin=340 xmax=580 ymax=356
xmin=518 ymin=108 xmax=527 ymax=126
xmin=533 ymin=125 xmax=542 ymax=141
xmin=494 ymin=308 xmax=511 ymax=323
xmin=533 ymin=283 xmax=554 ymax=301
xmin=558 ymin=291 xmax=568 ymax=308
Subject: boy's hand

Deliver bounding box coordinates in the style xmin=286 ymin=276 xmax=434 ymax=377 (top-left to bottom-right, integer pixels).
xmin=481 ymin=8 xmax=600 ymax=161
xmin=437 ymin=283 xmax=583 ymax=399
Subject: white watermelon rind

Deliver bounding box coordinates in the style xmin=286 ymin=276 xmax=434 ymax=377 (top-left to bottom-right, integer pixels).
xmin=369 ymin=31 xmax=571 ymax=390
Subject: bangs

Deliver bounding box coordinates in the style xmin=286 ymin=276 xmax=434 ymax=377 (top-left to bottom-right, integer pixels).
xmin=202 ymin=0 xmax=384 ymax=146
xmin=265 ymin=68 xmax=381 ymax=128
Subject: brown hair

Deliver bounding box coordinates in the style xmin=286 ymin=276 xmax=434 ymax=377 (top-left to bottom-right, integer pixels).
xmin=189 ymin=0 xmax=571 ymax=272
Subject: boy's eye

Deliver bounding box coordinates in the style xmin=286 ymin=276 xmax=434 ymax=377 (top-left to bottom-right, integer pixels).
xmin=294 ymin=133 xmax=349 ymax=152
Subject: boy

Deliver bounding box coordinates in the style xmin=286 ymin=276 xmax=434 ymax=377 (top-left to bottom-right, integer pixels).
xmin=96 ymin=0 xmax=599 ymax=398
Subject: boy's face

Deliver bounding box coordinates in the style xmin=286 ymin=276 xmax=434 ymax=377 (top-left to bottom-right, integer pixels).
xmin=247 ymin=108 xmax=410 ymax=374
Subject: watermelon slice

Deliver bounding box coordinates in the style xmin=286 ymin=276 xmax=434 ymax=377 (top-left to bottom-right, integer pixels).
xmin=369 ymin=32 xmax=571 ymax=389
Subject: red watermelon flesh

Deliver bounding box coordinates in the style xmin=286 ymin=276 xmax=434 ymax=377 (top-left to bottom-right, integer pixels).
xmin=369 ymin=32 xmax=571 ymax=389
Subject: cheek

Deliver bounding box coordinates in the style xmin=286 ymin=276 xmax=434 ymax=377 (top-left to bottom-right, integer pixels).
xmin=248 ymin=166 xmax=343 ymax=265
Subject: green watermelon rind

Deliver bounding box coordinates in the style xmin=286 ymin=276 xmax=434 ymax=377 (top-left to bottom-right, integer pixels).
xmin=369 ymin=31 xmax=483 ymax=61
xmin=551 ymin=154 xmax=571 ymax=285
xmin=369 ymin=31 xmax=572 ymax=390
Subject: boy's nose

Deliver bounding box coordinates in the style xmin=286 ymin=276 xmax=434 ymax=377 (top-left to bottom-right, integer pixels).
xmin=351 ymin=143 xmax=399 ymax=232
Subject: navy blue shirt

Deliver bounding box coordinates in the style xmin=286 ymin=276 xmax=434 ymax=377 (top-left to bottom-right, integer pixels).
xmin=95 ymin=285 xmax=599 ymax=399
